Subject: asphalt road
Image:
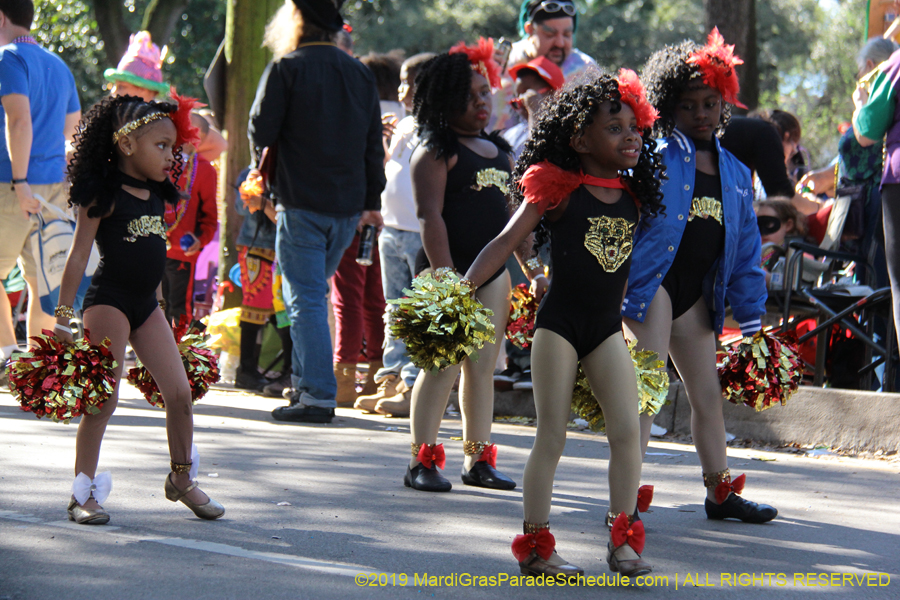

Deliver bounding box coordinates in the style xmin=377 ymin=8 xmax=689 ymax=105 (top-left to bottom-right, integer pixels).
xmin=1 ymin=383 xmax=897 ymax=600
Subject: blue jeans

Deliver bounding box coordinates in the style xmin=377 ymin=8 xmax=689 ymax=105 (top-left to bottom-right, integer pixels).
xmin=375 ymin=226 xmax=422 ymax=388
xmin=276 ymin=208 xmax=359 ymax=408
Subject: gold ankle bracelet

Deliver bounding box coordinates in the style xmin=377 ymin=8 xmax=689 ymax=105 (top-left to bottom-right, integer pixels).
xmin=523 ymin=521 xmax=550 ymax=534
xmin=703 ymin=468 xmax=731 ymax=488
xmin=605 ymin=511 xmax=638 ymax=528
xmin=463 ymin=440 xmax=491 ymax=455
xmin=170 ymin=461 xmax=192 ymax=474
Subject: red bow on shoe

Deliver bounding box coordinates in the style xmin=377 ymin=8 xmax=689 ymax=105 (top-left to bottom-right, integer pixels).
xmin=611 ymin=513 xmax=645 ymax=555
xmin=511 ymin=528 xmax=555 ymax=562
xmin=478 ymin=443 xmax=497 ymax=468
xmin=715 ymin=473 xmax=746 ymax=504
xmin=416 ymin=443 xmax=446 ymax=470
xmin=637 ymin=485 xmax=654 ymax=513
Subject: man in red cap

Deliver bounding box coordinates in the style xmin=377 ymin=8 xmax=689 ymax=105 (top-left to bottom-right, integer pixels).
xmin=502 ymin=56 xmax=564 ymax=158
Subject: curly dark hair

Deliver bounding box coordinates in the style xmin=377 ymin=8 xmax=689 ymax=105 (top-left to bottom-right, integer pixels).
xmin=412 ymin=52 xmax=511 ymax=159
xmin=640 ymin=40 xmax=733 ymax=139
xmin=68 ymin=95 xmax=184 ymax=218
xmin=511 ymin=72 xmax=665 ymax=249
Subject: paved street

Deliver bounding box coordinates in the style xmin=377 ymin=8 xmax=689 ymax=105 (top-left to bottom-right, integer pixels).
xmin=1 ymin=383 xmax=898 ymax=600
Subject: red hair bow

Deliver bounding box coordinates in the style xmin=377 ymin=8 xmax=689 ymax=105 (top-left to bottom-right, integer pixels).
xmin=686 ymin=27 xmax=748 ymax=109
xmin=511 ymin=528 xmax=555 ymax=562
xmin=715 ymin=473 xmax=746 ymax=504
xmin=416 ymin=443 xmax=446 ymax=470
xmin=449 ymin=37 xmax=501 ymax=89
xmin=637 ymin=484 xmax=654 ymax=513
xmin=610 ymin=512 xmax=645 ymax=555
xmin=477 ymin=443 xmax=497 ymax=468
xmin=169 ymin=90 xmax=202 ymax=148
xmin=617 ymin=69 xmax=659 ymax=131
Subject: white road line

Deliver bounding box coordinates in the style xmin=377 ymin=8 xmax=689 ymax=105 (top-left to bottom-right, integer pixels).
xmin=1 ymin=510 xmax=405 ymax=584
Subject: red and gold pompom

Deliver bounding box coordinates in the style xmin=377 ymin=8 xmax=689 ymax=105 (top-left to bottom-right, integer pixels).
xmin=8 ymin=331 xmax=117 ymax=424
xmin=506 ymin=283 xmax=538 ymax=349
xmin=717 ymin=330 xmax=803 ymax=411
xmin=127 ymin=317 xmax=219 ymax=408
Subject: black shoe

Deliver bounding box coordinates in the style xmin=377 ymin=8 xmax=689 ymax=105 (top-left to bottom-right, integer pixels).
xmin=404 ymin=463 xmax=452 ymax=492
xmin=271 ymin=404 xmax=334 ymax=423
xmin=263 ymin=374 xmax=292 ymax=398
xmin=235 ymin=367 xmax=268 ymax=392
xmin=512 ymin=370 xmax=533 ymax=391
xmin=493 ymin=365 xmax=521 ymax=391
xmin=705 ymin=493 xmax=777 ymax=523
xmin=461 ymin=461 xmax=516 ymax=490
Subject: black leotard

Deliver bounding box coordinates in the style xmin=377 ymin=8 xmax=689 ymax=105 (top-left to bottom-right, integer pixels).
xmin=83 ymin=187 xmax=168 ymax=330
xmin=661 ymin=169 xmax=726 ymax=319
xmin=535 ymin=185 xmax=639 ymax=359
xmin=415 ymin=141 xmax=511 ymax=285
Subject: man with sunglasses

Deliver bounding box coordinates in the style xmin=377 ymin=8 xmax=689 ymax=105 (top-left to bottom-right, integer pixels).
xmin=492 ymin=1 xmax=596 ymax=132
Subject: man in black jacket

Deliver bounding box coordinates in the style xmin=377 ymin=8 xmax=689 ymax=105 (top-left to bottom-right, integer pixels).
xmin=249 ymin=0 xmax=385 ymax=423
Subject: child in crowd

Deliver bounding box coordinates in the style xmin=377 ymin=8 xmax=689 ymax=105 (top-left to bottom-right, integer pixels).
xmin=53 ymin=94 xmax=224 ymax=524
xmin=355 ymin=52 xmax=436 ymax=417
xmin=755 ymin=198 xmax=806 ymax=284
xmin=466 ymin=70 xmax=663 ymax=578
xmin=404 ymin=40 xmax=516 ymax=493
xmin=625 ymin=30 xmax=776 ymax=523
xmin=233 ymin=168 xmax=293 ymax=394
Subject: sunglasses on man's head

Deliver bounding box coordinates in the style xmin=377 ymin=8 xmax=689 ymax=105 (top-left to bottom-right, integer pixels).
xmin=532 ymin=1 xmax=577 ymax=18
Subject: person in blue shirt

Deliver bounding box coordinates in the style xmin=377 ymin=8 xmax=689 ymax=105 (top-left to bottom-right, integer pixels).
xmin=0 ymin=0 xmax=80 ymax=366
xmin=625 ymin=30 xmax=776 ymax=524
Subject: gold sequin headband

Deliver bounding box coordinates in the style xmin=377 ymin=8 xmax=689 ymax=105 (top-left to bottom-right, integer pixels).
xmin=112 ymin=112 xmax=168 ymax=144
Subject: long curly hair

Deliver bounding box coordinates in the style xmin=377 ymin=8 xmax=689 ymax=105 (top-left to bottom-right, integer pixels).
xmin=640 ymin=40 xmax=733 ymax=139
xmin=511 ymin=72 xmax=665 ymax=249
xmin=412 ymin=52 xmax=511 ymax=160
xmin=68 ymin=95 xmax=184 ymax=218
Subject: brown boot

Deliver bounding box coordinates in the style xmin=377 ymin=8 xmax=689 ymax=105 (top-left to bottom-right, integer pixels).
xmin=359 ymin=361 xmax=383 ymax=397
xmin=354 ymin=373 xmax=398 ymax=412
xmin=374 ymin=380 xmax=411 ymax=417
xmin=334 ymin=362 xmax=358 ymax=407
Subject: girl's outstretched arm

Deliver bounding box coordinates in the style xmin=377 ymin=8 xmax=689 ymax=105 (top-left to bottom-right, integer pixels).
xmin=465 ymin=201 xmax=544 ymax=289
xmin=412 ymin=145 xmax=454 ymax=270
xmin=54 ymin=205 xmax=101 ymax=340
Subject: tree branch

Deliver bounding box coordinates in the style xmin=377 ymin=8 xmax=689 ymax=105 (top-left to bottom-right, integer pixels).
xmin=142 ymin=0 xmax=191 ymax=47
xmin=91 ymin=0 xmax=131 ymax=67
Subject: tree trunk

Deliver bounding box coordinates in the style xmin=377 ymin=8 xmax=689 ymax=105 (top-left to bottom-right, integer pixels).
xmin=705 ymin=0 xmax=758 ymax=113
xmin=219 ymin=0 xmax=280 ymax=309
xmin=142 ymin=0 xmax=191 ymax=47
xmin=92 ymin=0 xmax=131 ymax=67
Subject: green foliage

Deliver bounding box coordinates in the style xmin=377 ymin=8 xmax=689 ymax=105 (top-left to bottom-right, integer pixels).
xmin=33 ymin=0 xmax=225 ymax=110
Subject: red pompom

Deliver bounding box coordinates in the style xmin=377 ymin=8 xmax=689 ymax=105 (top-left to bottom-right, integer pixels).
xmin=521 ymin=161 xmax=582 ymax=213
xmin=511 ymin=528 xmax=555 ymax=562
xmin=506 ymin=284 xmax=538 ymax=349
xmin=718 ymin=330 xmax=803 ymax=411
xmin=449 ymin=37 xmax=502 ymax=89
xmin=168 ymin=90 xmax=202 ymax=148
xmin=686 ymin=27 xmax=748 ymax=109
xmin=616 ymin=68 xmax=659 ymax=131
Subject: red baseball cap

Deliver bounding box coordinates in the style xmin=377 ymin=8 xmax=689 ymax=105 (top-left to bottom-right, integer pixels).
xmin=508 ymin=56 xmax=565 ymax=91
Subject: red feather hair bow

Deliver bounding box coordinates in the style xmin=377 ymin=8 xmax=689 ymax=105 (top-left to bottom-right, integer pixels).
xmin=715 ymin=473 xmax=746 ymax=504
xmin=169 ymin=90 xmax=202 ymax=148
xmin=416 ymin=443 xmax=446 ymax=470
xmin=637 ymin=484 xmax=654 ymax=513
xmin=617 ymin=69 xmax=658 ymax=131
xmin=610 ymin=512 xmax=645 ymax=555
xmin=511 ymin=528 xmax=555 ymax=562
xmin=686 ymin=27 xmax=748 ymax=109
xmin=449 ymin=37 xmax=502 ymax=90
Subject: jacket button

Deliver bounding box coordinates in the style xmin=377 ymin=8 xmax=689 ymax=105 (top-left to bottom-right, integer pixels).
xmin=678 ymin=214 xmax=684 ymax=220
xmin=668 ymin=245 xmax=674 ymax=251
xmin=637 ymin=313 xmax=643 ymax=318
xmin=724 ymin=186 xmax=730 ymax=192
xmin=656 ymin=273 xmax=662 ymax=278
xmin=684 ymin=156 xmax=691 ymax=162
xmin=683 ymin=184 xmax=690 ymax=190
xmin=640 ymin=303 xmax=645 ymax=308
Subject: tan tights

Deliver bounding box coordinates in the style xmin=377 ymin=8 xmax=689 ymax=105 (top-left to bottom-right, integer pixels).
xmin=623 ymin=287 xmax=728 ymax=502
xmin=523 ymin=328 xmax=643 ymax=559
xmin=409 ymin=271 xmax=510 ymax=471
xmin=73 ymin=305 xmax=206 ymax=509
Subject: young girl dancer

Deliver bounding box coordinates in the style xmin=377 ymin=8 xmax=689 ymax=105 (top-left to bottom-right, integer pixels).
xmin=466 ymin=70 xmax=664 ymax=577
xmin=404 ymin=40 xmax=517 ymax=493
xmin=625 ymin=30 xmax=776 ymax=523
xmin=53 ymin=95 xmax=224 ymax=524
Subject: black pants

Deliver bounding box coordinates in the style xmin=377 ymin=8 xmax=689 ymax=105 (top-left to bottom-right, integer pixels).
xmin=240 ymin=317 xmax=293 ymax=374
xmin=161 ymin=258 xmax=195 ymax=324
xmin=880 ymin=184 xmax=900 ymax=353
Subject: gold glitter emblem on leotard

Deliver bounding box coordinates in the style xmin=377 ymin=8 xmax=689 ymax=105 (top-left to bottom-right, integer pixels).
xmin=688 ymin=196 xmax=723 ymax=225
xmin=584 ymin=216 xmax=635 ymax=272
xmin=471 ymin=168 xmax=509 ymax=194
xmin=123 ymin=215 xmax=167 ymax=243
